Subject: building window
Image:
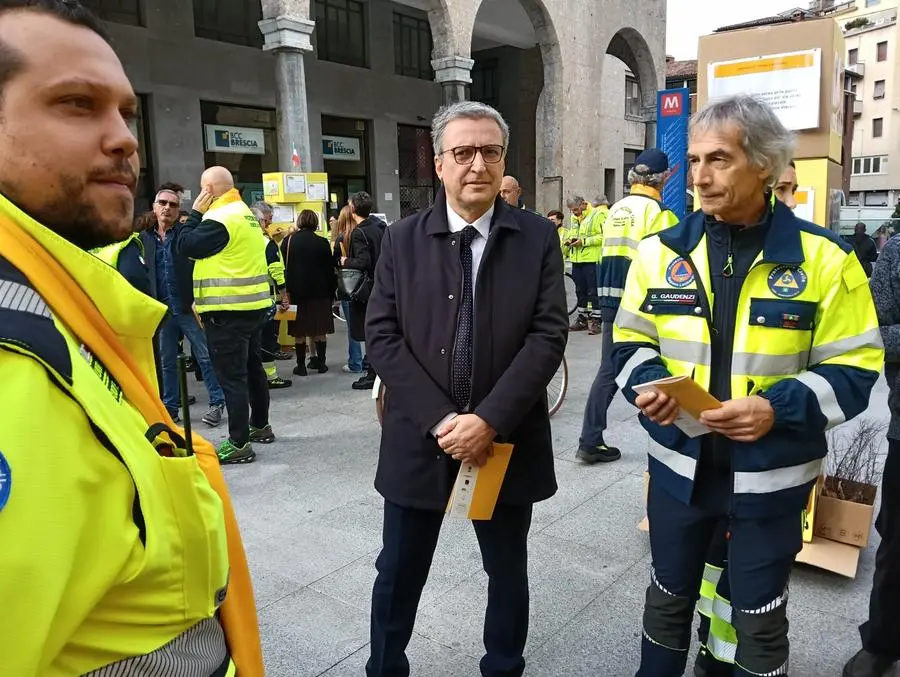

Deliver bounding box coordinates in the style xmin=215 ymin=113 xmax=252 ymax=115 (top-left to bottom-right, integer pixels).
xmin=865 ymin=190 xmax=889 ymax=206
xmin=853 ymin=155 xmax=888 ymax=175
xmin=624 ymin=148 xmax=640 ymax=193
xmin=877 ymin=41 xmax=888 ymax=62
xmin=848 ymin=191 xmax=861 ymax=206
xmin=81 ymin=0 xmax=142 ymax=26
xmin=393 ymin=13 xmax=433 ymax=80
xmin=848 ymin=48 xmax=858 ymax=65
xmin=874 ymin=117 xmax=884 ymax=137
xmin=194 ymin=0 xmax=262 ymax=47
xmin=315 ymin=0 xmax=368 ymax=68
xmin=625 ymin=77 xmax=642 ymax=118
xmin=874 ymin=80 xmax=886 ymax=99
xmin=201 ymin=102 xmax=278 ymax=204
xmin=866 ymin=0 xmax=882 ymax=6
xmin=471 ymin=59 xmax=499 ymax=109
xmin=397 ymin=125 xmax=438 ymax=217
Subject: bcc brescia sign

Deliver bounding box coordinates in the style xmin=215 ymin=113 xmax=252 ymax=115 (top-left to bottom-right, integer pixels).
xmin=204 ymin=124 xmax=266 ymax=156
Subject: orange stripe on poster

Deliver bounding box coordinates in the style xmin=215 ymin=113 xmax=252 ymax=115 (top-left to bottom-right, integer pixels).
xmin=713 ymin=53 xmax=816 ymax=78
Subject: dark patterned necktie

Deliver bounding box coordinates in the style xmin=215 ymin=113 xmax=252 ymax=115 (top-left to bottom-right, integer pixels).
xmin=451 ymin=226 xmax=478 ymax=410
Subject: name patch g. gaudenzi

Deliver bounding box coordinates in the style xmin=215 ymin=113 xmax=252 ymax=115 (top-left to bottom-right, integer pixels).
xmin=641 ymin=288 xmax=700 ymax=314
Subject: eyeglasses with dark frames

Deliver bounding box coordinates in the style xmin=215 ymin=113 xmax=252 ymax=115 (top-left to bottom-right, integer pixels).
xmin=156 ymin=199 xmax=179 ymax=208
xmin=440 ymin=145 xmax=506 ymax=165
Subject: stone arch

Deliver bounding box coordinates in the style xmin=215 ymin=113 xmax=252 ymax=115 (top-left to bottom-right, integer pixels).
xmin=606 ymin=26 xmax=661 ymax=144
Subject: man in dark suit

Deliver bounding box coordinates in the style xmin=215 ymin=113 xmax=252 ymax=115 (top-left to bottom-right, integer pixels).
xmin=365 ymin=101 xmax=569 ymax=677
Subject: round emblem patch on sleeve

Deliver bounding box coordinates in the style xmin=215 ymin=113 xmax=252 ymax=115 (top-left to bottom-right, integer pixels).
xmin=665 ymin=257 xmax=695 ymax=288
xmin=768 ymin=266 xmax=807 ymax=298
xmin=0 ymin=451 xmax=10 ymax=512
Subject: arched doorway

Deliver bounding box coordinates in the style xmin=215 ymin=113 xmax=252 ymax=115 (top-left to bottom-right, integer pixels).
xmin=462 ymin=0 xmax=563 ymax=212
xmin=604 ymin=26 xmax=660 ymax=201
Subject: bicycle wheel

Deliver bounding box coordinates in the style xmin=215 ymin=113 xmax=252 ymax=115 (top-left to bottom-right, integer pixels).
xmin=564 ymin=273 xmax=578 ymax=317
xmin=332 ymin=302 xmax=346 ymax=322
xmin=547 ymin=355 xmax=568 ymax=418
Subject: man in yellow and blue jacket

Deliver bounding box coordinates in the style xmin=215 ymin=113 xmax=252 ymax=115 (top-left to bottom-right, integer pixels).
xmin=0 ymin=3 xmax=262 ymax=674
xmin=563 ymin=195 xmax=603 ymax=333
xmin=578 ymin=149 xmax=679 ymax=464
xmin=614 ymin=95 xmax=883 ymax=677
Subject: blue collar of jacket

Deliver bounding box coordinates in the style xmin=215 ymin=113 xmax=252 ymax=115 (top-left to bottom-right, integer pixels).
xmin=425 ymin=186 xmax=521 ymax=236
xmin=658 ymin=195 xmax=805 ymax=266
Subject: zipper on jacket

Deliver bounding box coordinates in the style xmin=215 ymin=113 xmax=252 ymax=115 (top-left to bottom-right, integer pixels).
xmin=723 ymin=232 xmax=734 ymax=278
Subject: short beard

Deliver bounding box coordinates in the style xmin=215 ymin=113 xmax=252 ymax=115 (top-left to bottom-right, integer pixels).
xmin=0 ymin=171 xmax=133 ymax=251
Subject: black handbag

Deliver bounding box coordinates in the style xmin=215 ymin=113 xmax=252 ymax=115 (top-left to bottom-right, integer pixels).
xmin=337 ymin=228 xmax=373 ymax=302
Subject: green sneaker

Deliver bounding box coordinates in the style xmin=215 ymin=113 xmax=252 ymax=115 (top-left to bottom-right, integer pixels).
xmin=249 ymin=424 xmax=276 ymax=444
xmin=217 ymin=439 xmax=256 ymax=464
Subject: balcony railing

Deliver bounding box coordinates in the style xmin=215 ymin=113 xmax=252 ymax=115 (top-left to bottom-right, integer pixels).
xmin=846 ymin=61 xmax=865 ymax=78
xmin=854 ymin=98 xmax=864 ymax=116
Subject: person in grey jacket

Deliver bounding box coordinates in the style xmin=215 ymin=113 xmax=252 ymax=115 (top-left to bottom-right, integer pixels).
xmin=844 ymin=234 xmax=900 ymax=677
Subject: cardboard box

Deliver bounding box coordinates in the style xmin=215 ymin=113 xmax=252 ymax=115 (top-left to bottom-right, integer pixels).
xmin=793 ymin=158 xmax=844 ymax=229
xmin=697 ymin=17 xmax=845 ymax=163
xmin=796 ymin=536 xmax=861 ymax=578
xmin=814 ymin=476 xmax=877 ymax=548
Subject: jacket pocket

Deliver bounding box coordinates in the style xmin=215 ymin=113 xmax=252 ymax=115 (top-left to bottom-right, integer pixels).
xmin=748 ymin=298 xmax=817 ymax=331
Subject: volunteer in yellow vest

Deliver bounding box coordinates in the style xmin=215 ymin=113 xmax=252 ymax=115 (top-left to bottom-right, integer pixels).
xmin=578 ymin=149 xmax=679 ymax=465
xmin=0 ymin=3 xmax=263 ymax=674
xmin=693 ymin=161 xmax=802 ymax=677
xmin=175 ymin=166 xmax=286 ymax=464
xmin=250 ymin=200 xmax=293 ymax=390
xmin=93 ymin=231 xmax=151 ymax=296
xmin=563 ymin=195 xmax=602 ymax=334
xmin=614 ymin=95 xmax=883 ymax=677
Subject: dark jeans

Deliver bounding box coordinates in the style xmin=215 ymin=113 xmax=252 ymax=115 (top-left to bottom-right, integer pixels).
xmin=203 ymin=309 xmax=270 ymax=446
xmin=261 ymin=318 xmax=279 ymax=366
xmin=367 ymin=501 xmax=532 ymax=677
xmin=580 ymin=307 xmax=619 ymax=447
xmin=159 ymin=310 xmax=225 ymax=412
xmin=570 ymin=262 xmax=599 ymax=316
xmin=860 ymin=440 xmax=900 ymax=659
xmin=638 ymin=478 xmax=801 ymax=677
xmin=342 ymin=300 xmax=364 ymax=372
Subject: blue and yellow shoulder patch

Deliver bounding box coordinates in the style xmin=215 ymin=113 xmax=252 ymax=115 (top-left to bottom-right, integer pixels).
xmin=0 ymin=256 xmax=72 ymax=385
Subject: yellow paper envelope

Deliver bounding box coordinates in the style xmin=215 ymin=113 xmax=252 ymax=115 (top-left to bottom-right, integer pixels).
xmin=446 ymin=443 xmax=514 ymax=521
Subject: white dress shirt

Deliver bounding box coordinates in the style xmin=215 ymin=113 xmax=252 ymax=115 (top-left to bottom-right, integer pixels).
xmin=431 ymin=203 xmax=495 ymax=437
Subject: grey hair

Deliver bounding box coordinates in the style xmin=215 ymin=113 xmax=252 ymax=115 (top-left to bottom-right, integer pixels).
xmin=628 ymin=167 xmax=667 ymax=189
xmin=566 ymin=195 xmax=586 ymax=209
xmin=690 ymin=94 xmax=796 ymax=189
xmin=431 ymin=101 xmax=510 ymax=155
xmin=250 ymin=201 xmax=274 ymax=220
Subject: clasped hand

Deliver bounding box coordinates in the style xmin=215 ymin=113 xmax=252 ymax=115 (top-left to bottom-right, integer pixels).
xmin=634 ymin=391 xmax=775 ymax=442
xmin=436 ymin=414 xmax=496 ymax=467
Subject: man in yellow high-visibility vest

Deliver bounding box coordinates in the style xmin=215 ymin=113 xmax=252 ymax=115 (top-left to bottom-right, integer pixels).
xmin=175 ymin=166 xmax=288 ymax=464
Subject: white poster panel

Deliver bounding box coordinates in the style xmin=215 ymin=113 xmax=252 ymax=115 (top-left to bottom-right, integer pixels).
xmin=708 ymin=49 xmax=821 ymax=131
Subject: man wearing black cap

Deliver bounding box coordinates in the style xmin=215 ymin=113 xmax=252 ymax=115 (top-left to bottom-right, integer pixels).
xmin=577 ymin=148 xmax=678 ymax=464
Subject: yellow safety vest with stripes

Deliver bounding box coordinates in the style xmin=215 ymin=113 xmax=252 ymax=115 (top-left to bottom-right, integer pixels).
xmin=193 ymin=192 xmax=271 ymax=313
xmin=562 ymin=204 xmax=603 ymax=263
xmin=0 ymin=194 xmax=233 ymax=676
xmin=92 ymin=232 xmax=143 ymax=267
xmin=613 ymin=199 xmax=884 ymax=517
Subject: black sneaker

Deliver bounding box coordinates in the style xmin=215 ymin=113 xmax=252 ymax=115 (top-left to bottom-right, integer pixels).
xmin=293 ymin=364 xmax=308 ymax=376
xmin=352 ymin=373 xmax=376 ymax=390
xmin=217 ymin=439 xmax=256 ymax=465
xmin=843 ymin=649 xmax=896 ymax=677
xmin=249 ymin=424 xmax=276 ymax=444
xmin=274 ymin=350 xmax=293 ymax=361
xmin=267 ymin=377 xmax=293 ymax=389
xmin=576 ymin=444 xmax=621 ymax=464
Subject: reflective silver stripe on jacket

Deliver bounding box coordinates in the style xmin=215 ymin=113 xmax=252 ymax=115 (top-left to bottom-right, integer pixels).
xmin=615 ymin=307 xmax=659 ymax=341
xmin=194 ymin=290 xmax=273 ymax=307
xmin=615 ymin=346 xmax=660 ymax=390
xmin=733 ymin=458 xmax=822 ymax=495
xmin=602 ymin=236 xmax=641 ymax=250
xmin=648 ymin=440 xmax=697 ymax=480
xmin=659 ymin=337 xmax=711 ymax=367
xmin=794 ymin=371 xmax=846 ymax=429
xmin=809 ymin=328 xmax=883 ymax=366
xmin=712 ymin=595 xmax=733 ymax=624
xmin=0 ymin=280 xmax=51 ymax=318
xmin=706 ymin=632 xmax=738 ymax=664
xmin=194 ymin=274 xmax=270 ymax=289
xmin=85 ymin=616 xmax=228 ymax=677
xmin=731 ymin=351 xmax=807 ymax=376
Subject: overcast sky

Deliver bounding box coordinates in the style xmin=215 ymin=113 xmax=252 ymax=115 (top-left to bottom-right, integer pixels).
xmin=666 ymin=0 xmax=807 ymax=60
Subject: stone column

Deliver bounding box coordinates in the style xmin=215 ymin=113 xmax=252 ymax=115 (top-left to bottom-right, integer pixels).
xmin=258 ymin=16 xmax=315 ymax=171
xmin=432 ymin=56 xmax=474 ymax=106
xmin=641 ymin=105 xmax=657 ymax=151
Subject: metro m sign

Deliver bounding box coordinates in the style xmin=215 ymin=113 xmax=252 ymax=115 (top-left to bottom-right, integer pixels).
xmin=660 ymin=92 xmax=683 ymax=117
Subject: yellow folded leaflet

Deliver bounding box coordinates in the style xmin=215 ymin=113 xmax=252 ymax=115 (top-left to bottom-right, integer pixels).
xmin=446 ymin=443 xmax=514 ymax=521
xmin=632 ymin=375 xmax=722 ymax=438
xmin=275 ymin=304 xmax=297 ymax=321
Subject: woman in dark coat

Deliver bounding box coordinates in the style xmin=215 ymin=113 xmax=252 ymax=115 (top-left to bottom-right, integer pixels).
xmin=281 ymin=210 xmax=337 ymax=375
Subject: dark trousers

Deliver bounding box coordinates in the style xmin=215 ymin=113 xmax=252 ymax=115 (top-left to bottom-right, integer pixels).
xmin=203 ymin=309 xmax=270 ymax=446
xmin=580 ymin=307 xmax=619 ymax=446
xmin=367 ymin=501 xmax=533 ymax=677
xmin=860 ymin=441 xmax=900 ymax=659
xmin=570 ymin=262 xmax=599 ymax=316
xmin=261 ymin=318 xmax=279 ymax=363
xmin=638 ymin=478 xmax=802 ymax=677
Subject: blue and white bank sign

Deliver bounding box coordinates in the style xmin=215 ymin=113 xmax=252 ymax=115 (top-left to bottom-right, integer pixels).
xmin=204 ymin=124 xmax=266 ymax=156
xmin=0 ymin=451 xmax=11 ymax=512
